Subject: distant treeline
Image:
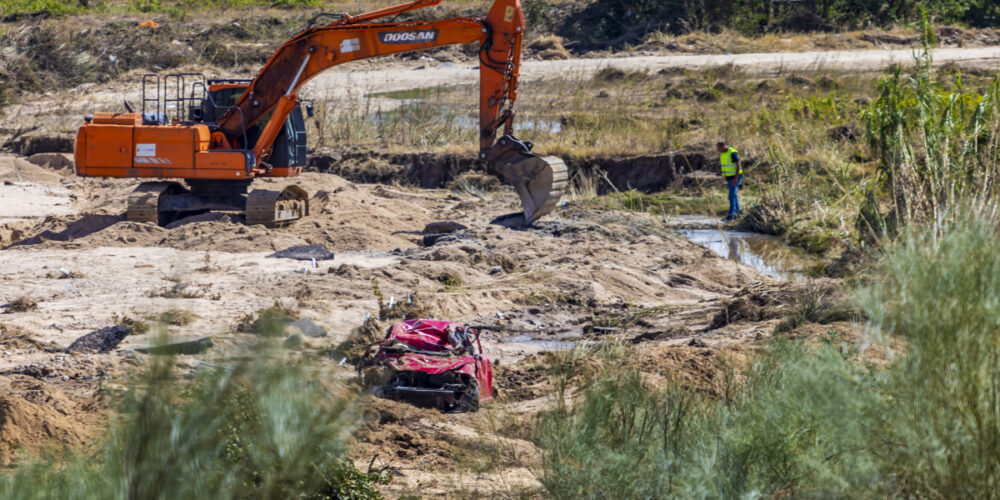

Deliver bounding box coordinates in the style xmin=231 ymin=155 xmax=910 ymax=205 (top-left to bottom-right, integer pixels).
xmin=527 ymin=0 xmax=1000 ymax=48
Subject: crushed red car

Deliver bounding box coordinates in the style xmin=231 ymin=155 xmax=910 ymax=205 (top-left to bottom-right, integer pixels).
xmin=361 ymin=319 xmax=493 ymax=412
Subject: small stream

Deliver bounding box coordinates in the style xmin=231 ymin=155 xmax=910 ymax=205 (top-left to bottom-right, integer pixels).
xmin=669 ymin=216 xmax=817 ymax=281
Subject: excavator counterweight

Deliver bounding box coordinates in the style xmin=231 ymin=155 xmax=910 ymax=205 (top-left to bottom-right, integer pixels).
xmin=74 ymin=0 xmax=566 ymax=227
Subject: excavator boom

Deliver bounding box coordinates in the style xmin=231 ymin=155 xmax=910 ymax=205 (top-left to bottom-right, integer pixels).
xmin=74 ymin=0 xmax=566 ymax=225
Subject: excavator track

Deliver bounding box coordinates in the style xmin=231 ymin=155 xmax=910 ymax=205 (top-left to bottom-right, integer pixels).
xmin=127 ymin=182 xmax=185 ymax=225
xmin=494 ymin=156 xmax=569 ymax=224
xmin=245 ymin=185 xmax=310 ymax=227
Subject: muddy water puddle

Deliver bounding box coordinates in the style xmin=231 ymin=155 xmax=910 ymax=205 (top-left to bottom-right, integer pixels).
xmin=676 ymin=227 xmax=816 ymax=281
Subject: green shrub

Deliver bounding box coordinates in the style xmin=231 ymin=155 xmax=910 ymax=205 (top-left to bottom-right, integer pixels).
xmin=860 ymin=212 xmax=1000 ymax=497
xmin=535 ymin=341 xmax=877 ymax=498
xmin=537 ymin=211 xmax=1000 ymax=497
xmin=0 ymin=344 xmax=384 ymax=498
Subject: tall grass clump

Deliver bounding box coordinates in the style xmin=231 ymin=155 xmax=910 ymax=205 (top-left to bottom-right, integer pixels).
xmin=536 ymin=211 xmax=1000 ymax=497
xmin=0 ymin=345 xmax=384 ymax=499
xmin=863 ymin=21 xmax=1000 ymax=230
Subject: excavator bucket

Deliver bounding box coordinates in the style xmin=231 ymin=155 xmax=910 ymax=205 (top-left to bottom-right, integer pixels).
xmin=492 ymin=155 xmax=569 ymax=224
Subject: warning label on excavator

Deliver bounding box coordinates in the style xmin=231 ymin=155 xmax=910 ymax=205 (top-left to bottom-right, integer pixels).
xmin=340 ymin=38 xmax=361 ymax=53
xmin=378 ymin=29 xmax=439 ymax=44
xmin=136 ymin=144 xmax=156 ymax=157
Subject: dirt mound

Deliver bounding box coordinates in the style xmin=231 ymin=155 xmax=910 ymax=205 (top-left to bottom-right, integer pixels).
xmin=336 ymin=318 xmax=387 ymax=365
xmin=309 ymin=150 xmax=481 ymax=189
xmin=0 ymin=219 xmax=33 ymax=247
xmin=3 ymin=134 xmax=74 ymax=157
xmin=0 ymin=375 xmax=101 ymax=465
xmin=0 ymin=324 xmax=59 ymax=351
xmin=310 ymin=149 xmax=717 ymax=196
xmin=494 ymin=353 xmax=552 ymax=401
xmin=25 ymin=153 xmax=74 ymax=172
xmin=635 ymin=345 xmax=750 ymax=396
xmin=9 ymin=214 xmax=125 ymax=247
xmin=0 ymin=155 xmax=64 ymax=184
xmin=6 ymin=172 xmax=432 ymax=252
xmin=163 ymin=212 xmax=235 ymax=229
xmin=357 ymin=398 xmax=453 ymax=463
xmin=268 ymin=244 xmax=336 ymax=261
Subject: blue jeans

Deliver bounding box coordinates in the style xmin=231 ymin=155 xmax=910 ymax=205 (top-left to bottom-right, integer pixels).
xmin=725 ymin=174 xmax=742 ymax=217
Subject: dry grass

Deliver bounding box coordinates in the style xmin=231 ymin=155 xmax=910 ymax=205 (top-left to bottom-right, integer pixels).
xmin=3 ymin=295 xmax=38 ymax=313
xmin=528 ymin=35 xmax=571 ymax=60
xmin=148 ymin=283 xmax=204 ymax=299
xmin=643 ymin=26 xmax=929 ymax=54
xmin=149 ymin=309 xmax=197 ymax=327
xmin=234 ymin=302 xmax=299 ymax=335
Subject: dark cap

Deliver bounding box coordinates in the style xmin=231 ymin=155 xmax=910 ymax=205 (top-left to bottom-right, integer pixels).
xmin=716 ymin=141 xmax=726 ymax=147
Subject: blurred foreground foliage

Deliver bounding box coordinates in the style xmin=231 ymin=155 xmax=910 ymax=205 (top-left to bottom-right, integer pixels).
xmin=536 ymin=211 xmax=1000 ymax=498
xmin=0 ymin=345 xmax=386 ymax=499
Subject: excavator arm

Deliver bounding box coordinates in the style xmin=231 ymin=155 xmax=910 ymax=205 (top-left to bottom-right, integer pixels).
xmin=216 ymin=0 xmax=566 ymax=222
xmin=73 ymin=0 xmax=565 ymax=226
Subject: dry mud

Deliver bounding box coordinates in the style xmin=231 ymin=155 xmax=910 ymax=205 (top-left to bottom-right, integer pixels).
xmin=0 ymin=151 xmax=853 ymax=495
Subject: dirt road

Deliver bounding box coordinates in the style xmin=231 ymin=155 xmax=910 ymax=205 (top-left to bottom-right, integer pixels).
xmin=305 ymin=46 xmax=1000 ymax=99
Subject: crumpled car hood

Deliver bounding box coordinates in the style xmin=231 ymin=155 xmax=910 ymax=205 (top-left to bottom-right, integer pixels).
xmin=385 ymin=319 xmax=463 ymax=353
xmin=383 ymin=352 xmax=478 ymax=376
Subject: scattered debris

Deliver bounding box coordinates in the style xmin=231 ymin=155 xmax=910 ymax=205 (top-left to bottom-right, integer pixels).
xmin=490 ymin=212 xmax=529 ymax=228
xmin=287 ymin=318 xmax=327 ymax=338
xmin=422 ymin=221 xmax=467 ymax=234
xmin=46 ymin=268 xmax=85 ymax=279
xmin=422 ymin=232 xmax=473 ymax=246
xmin=65 ymin=325 xmax=130 ymax=353
xmin=267 ymin=244 xmax=336 ymax=261
xmin=132 ymin=336 xmax=213 ymax=355
xmin=1 ymin=363 xmax=60 ymax=379
xmin=3 ymin=296 xmax=38 ymax=313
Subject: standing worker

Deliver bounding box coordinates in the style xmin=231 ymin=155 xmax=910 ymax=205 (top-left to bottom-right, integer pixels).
xmin=717 ymin=141 xmax=742 ymax=221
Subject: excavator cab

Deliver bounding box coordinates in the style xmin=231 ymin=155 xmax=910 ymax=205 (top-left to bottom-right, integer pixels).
xmin=197 ymin=80 xmax=309 ymax=170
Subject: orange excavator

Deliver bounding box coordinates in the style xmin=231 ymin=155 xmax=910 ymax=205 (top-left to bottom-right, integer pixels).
xmin=73 ymin=0 xmax=567 ymax=227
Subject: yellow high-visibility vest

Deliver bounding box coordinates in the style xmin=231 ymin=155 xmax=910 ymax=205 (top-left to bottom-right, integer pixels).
xmin=721 ymin=147 xmax=742 ymax=176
